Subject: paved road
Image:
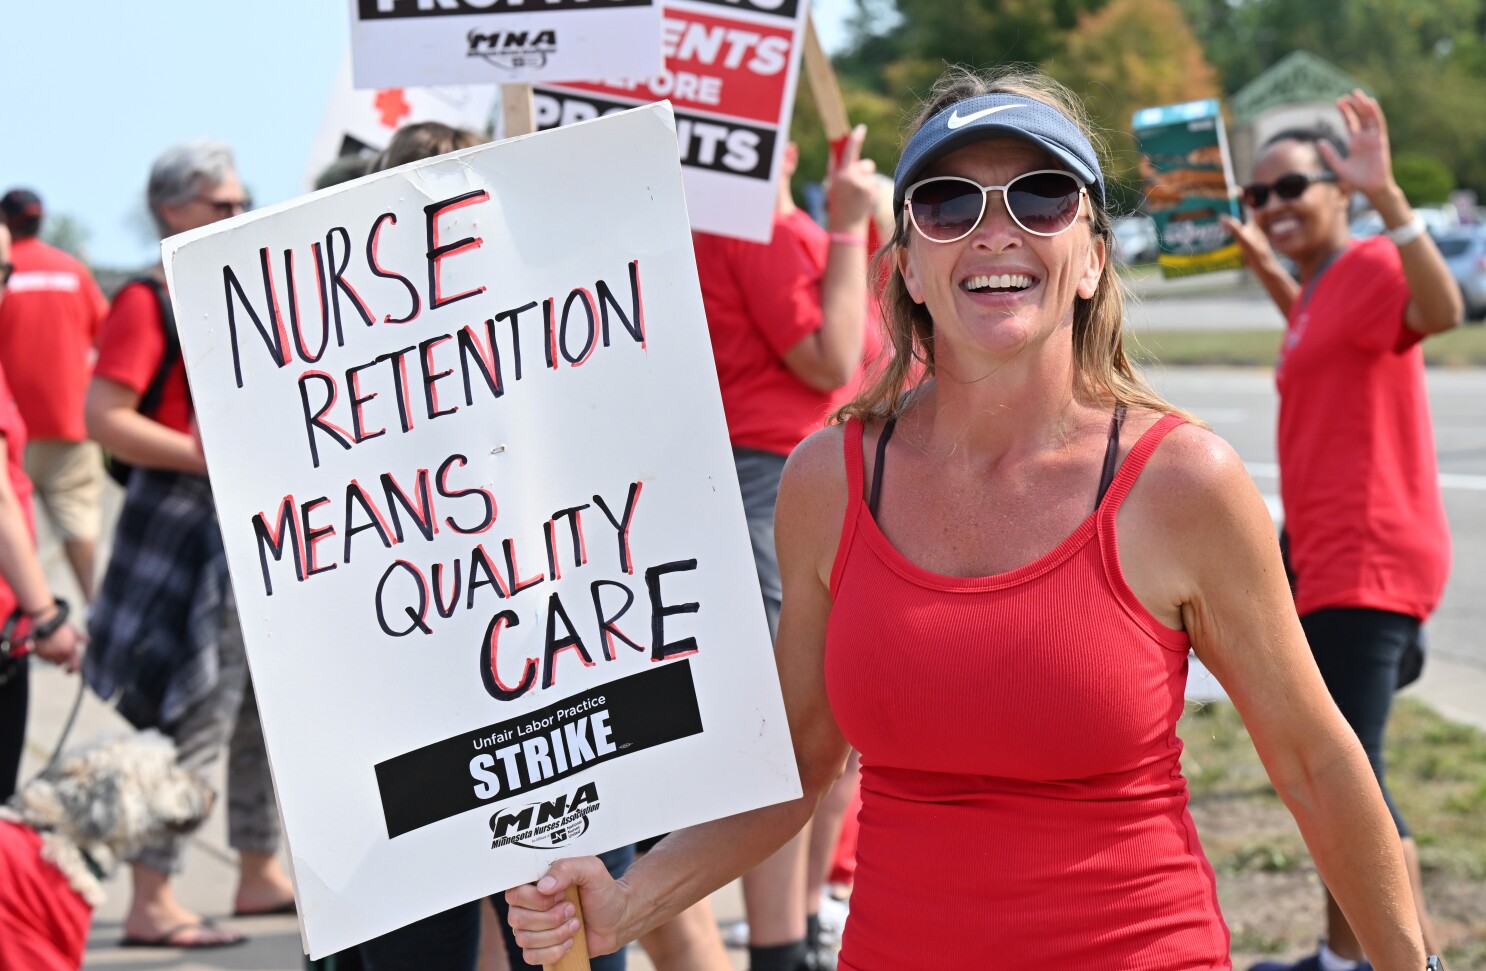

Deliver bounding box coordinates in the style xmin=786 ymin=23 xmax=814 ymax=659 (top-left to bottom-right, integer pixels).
xmin=1124 ymin=270 xmax=1285 ymax=332
xmin=1153 ymin=367 xmax=1486 ymax=724
xmin=1129 ymin=290 xmax=1284 ymax=331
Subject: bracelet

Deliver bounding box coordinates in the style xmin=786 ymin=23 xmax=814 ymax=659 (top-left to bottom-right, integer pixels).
xmin=31 ymin=598 xmax=69 ymax=640
xmin=829 ymin=231 xmax=867 ymax=246
xmin=1382 ymin=212 xmax=1427 ymax=247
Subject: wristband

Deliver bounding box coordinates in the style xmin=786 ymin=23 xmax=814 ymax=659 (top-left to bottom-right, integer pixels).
xmin=1382 ymin=213 xmax=1426 ymax=247
xmin=829 ymin=231 xmax=867 ymax=246
xmin=31 ymin=598 xmax=69 ymax=640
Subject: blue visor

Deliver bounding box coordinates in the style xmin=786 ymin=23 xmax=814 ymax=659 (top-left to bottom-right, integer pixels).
xmin=894 ymin=93 xmax=1105 ymax=214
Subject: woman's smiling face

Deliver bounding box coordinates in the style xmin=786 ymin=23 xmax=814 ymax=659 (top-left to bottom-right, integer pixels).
xmin=898 ymin=136 xmax=1105 ymax=370
xmin=1249 ymin=139 xmax=1349 ymax=262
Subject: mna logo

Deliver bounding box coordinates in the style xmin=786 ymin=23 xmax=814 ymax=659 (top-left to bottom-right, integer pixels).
xmin=467 ymin=28 xmax=558 ymax=71
xmin=490 ymin=782 xmax=600 ymax=850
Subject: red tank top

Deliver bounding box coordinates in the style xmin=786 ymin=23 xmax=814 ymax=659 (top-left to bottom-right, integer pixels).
xmin=825 ymin=415 xmax=1230 ymax=970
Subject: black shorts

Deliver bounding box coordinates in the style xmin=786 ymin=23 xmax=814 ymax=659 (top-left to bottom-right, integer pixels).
xmin=1301 ymin=607 xmax=1416 ymax=837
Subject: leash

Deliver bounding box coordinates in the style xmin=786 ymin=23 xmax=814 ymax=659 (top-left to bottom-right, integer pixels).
xmin=39 ymin=678 xmax=87 ymax=777
xmin=1 ymin=602 xmax=89 ymax=779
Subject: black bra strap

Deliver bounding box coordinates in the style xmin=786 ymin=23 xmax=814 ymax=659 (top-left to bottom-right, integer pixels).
xmin=1095 ymin=403 xmax=1128 ymax=508
xmin=867 ymin=418 xmax=898 ymax=517
xmin=869 ymin=405 xmax=1123 ymax=518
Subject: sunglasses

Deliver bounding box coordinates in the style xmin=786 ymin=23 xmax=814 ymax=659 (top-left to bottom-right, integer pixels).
xmin=1241 ymin=172 xmax=1336 ymax=209
xmin=904 ymin=170 xmax=1088 ymax=243
xmin=197 ymin=194 xmax=251 ymax=218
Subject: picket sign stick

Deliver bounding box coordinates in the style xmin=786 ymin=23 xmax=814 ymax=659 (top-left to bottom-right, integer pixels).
xmin=803 ymin=13 xmax=850 ymax=141
xmin=544 ymin=886 xmax=592 ymax=971
xmin=502 ymin=84 xmax=537 ymax=138
xmin=802 ymin=14 xmax=884 ymax=253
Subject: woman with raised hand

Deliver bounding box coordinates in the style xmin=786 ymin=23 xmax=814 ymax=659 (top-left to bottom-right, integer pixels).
xmin=1220 ymin=91 xmax=1458 ymax=971
xmin=505 ymin=68 xmax=1438 ymax=971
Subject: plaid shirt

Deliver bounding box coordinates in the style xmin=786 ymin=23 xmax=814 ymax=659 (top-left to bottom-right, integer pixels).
xmin=83 ymin=470 xmax=229 ymax=731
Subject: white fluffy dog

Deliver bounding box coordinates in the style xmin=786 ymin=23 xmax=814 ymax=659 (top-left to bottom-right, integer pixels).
xmin=0 ymin=731 xmax=213 ymax=969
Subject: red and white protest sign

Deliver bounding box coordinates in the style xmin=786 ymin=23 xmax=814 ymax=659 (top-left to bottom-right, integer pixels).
xmin=531 ymin=0 xmax=809 ymax=242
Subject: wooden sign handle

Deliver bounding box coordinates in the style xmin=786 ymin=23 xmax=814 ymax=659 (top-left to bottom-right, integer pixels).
xmin=543 ymin=885 xmax=592 ymax=971
xmin=802 ymin=15 xmax=885 ymax=253
xmin=502 ymin=84 xmax=537 ymax=138
xmin=803 ymin=13 xmax=850 ymax=140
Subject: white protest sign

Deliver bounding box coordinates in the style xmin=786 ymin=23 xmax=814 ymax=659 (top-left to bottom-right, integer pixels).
xmin=163 ymin=103 xmax=799 ymax=959
xmin=531 ymin=0 xmax=810 ymax=242
xmin=349 ymin=0 xmax=663 ymax=89
xmin=304 ymin=57 xmax=498 ymax=191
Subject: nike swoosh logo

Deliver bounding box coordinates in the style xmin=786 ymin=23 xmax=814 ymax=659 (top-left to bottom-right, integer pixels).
xmin=946 ymin=104 xmax=1026 ymax=129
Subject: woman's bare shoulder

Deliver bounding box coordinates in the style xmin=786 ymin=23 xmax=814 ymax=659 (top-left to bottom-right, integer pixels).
xmin=776 ymin=424 xmax=856 ymax=573
xmin=1124 ymin=414 xmax=1271 ymax=547
xmin=779 ymin=424 xmax=851 ymax=514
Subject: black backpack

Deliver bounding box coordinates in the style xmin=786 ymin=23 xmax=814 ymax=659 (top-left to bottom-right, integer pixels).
xmin=104 ymin=277 xmax=183 ymax=487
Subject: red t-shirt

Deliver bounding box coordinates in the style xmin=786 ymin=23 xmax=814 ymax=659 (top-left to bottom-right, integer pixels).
xmin=694 ymin=209 xmax=852 ymax=456
xmin=0 ymin=820 xmax=91 ymax=971
xmin=1275 ymin=236 xmax=1451 ymax=619
xmin=0 ymin=238 xmax=108 ymax=441
xmin=0 ymin=362 xmax=36 ymax=622
xmin=93 ymin=280 xmax=194 ymax=435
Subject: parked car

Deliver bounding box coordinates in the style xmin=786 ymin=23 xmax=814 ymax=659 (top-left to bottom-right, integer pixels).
xmin=1113 ymin=214 xmax=1159 ymax=265
xmin=1351 ymin=205 xmax=1456 ymax=239
xmin=1433 ymin=225 xmax=1486 ymax=321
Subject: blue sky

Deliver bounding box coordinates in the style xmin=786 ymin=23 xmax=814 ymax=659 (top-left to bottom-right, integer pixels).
xmin=3 ymin=0 xmax=855 ymax=269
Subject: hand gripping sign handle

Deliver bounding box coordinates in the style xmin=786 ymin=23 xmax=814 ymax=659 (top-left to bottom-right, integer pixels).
xmin=804 ymin=14 xmax=884 ymax=256
xmin=544 ymin=886 xmax=592 ymax=971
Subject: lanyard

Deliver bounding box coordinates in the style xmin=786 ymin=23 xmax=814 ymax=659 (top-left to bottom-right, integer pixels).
xmin=1294 ymin=247 xmax=1345 ymax=317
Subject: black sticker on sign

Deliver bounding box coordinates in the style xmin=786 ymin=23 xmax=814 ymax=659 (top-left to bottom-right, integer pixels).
xmin=359 ymin=0 xmax=653 ymax=19
xmin=684 ymin=0 xmax=800 ymax=20
xmin=533 ymin=89 xmax=778 ymax=181
xmin=375 ymin=660 xmax=702 ymax=837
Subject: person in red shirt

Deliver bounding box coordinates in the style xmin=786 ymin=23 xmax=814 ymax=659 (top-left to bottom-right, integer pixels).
xmin=505 ymin=67 xmax=1437 ymax=971
xmin=0 ymin=189 xmax=109 ymax=602
xmin=0 ymin=222 xmax=85 ymax=806
xmin=83 ymin=140 xmax=292 ymax=950
xmin=1222 ymin=92 xmax=1459 ymax=971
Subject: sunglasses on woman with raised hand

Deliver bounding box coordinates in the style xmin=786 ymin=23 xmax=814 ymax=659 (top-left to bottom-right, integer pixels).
xmin=1241 ymin=171 xmax=1337 ymax=210
xmin=904 ymin=169 xmax=1088 ymax=243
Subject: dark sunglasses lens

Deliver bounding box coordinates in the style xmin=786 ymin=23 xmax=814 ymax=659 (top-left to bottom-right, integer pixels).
xmin=1273 ymin=174 xmax=1314 ymax=201
xmin=910 ymin=180 xmax=985 ymax=240
xmin=1242 ymin=184 xmax=1269 ymax=209
xmin=1006 ymin=173 xmax=1082 ymax=234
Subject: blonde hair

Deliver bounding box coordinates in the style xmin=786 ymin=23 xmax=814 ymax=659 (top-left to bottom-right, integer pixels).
xmin=835 ymin=66 xmax=1184 ymax=425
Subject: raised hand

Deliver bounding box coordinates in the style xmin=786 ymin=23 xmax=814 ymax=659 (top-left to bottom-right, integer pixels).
xmin=827 ymin=123 xmax=878 ymax=233
xmin=1319 ymin=89 xmax=1393 ymax=200
xmin=1218 ymin=213 xmax=1278 ymax=270
xmin=505 ymin=856 xmax=630 ymax=965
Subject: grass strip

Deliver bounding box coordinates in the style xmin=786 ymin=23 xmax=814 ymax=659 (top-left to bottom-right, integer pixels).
xmin=1179 ymin=698 xmax=1486 ymax=967
xmin=1129 ymin=327 xmax=1486 ymax=368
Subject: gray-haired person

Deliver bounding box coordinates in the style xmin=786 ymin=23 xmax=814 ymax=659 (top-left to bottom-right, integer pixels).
xmin=83 ymin=139 xmax=294 ymax=949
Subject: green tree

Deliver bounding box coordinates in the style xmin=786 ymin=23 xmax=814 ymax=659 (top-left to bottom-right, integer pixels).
xmin=825 ymin=0 xmax=1219 ymax=213
xmin=1393 ymin=153 xmax=1455 ymax=206
xmin=1175 ymin=0 xmax=1486 ymax=198
xmin=1047 ymin=0 xmax=1221 ymax=215
xmin=837 ymin=0 xmax=1111 ymax=97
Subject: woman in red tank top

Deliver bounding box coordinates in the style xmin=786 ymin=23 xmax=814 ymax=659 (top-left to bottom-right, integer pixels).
xmin=505 ymin=69 xmax=1436 ymax=971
